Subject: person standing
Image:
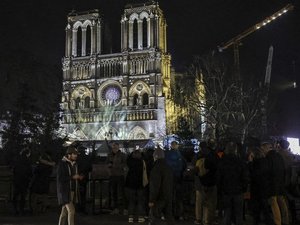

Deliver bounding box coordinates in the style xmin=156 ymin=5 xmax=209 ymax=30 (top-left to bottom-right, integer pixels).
xmin=262 ymin=139 xmax=290 ymax=225
xmin=277 ymin=139 xmax=294 ymax=193
xmin=149 ymin=147 xmax=174 ymax=223
xmin=248 ymin=144 xmax=273 ymax=225
xmin=217 ymin=142 xmax=249 ymax=225
xmin=105 ymin=142 xmax=127 ymax=215
xmin=57 ymin=146 xmax=83 ymax=225
xmin=12 ymin=147 xmax=32 ymax=215
xmin=165 ymin=141 xmax=186 ymax=220
xmin=125 ymin=150 xmax=147 ymax=223
xmin=198 ymin=139 xmax=218 ymax=225
xmin=30 ymin=151 xmax=55 ymax=213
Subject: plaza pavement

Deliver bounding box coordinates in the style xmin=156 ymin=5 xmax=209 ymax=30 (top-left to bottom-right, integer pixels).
xmin=0 ymin=210 xmax=257 ymax=225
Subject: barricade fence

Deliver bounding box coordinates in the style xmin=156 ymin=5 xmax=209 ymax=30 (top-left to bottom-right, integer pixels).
xmin=0 ymin=175 xmax=195 ymax=215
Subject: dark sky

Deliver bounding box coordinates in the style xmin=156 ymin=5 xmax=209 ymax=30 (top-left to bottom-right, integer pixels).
xmin=1 ymin=0 xmax=299 ymax=137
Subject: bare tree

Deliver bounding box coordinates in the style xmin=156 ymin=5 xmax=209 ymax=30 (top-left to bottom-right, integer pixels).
xmin=177 ymin=53 xmax=263 ymax=142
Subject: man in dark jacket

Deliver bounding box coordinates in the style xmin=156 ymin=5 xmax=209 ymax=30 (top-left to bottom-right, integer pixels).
xmin=149 ymin=147 xmax=174 ymax=223
xmin=13 ymin=147 xmax=32 ymax=215
xmin=198 ymin=138 xmax=218 ymax=225
xmin=165 ymin=141 xmax=186 ymax=220
xmin=249 ymin=145 xmax=273 ymax=225
xmin=125 ymin=150 xmax=147 ymax=223
xmin=105 ymin=141 xmax=127 ymax=215
xmin=57 ymin=146 xmax=83 ymax=225
xmin=217 ymin=142 xmax=249 ymax=225
xmin=262 ymin=140 xmax=289 ymax=225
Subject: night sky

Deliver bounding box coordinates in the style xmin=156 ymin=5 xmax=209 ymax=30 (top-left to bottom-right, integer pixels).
xmin=1 ymin=0 xmax=299 ymax=137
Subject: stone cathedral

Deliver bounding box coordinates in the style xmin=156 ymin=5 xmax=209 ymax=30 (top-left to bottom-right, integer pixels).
xmin=61 ymin=2 xmax=195 ymax=142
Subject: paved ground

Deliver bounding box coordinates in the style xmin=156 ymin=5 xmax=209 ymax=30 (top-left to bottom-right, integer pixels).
xmin=0 ymin=209 xmax=257 ymax=225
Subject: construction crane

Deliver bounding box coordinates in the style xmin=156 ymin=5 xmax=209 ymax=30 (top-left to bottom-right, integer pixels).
xmin=218 ymin=4 xmax=294 ymax=78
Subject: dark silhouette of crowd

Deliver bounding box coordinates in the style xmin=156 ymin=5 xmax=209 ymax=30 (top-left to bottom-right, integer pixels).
xmin=7 ymin=137 xmax=300 ymax=225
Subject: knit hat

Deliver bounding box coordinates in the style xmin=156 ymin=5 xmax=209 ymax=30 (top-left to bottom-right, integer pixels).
xmin=153 ymin=148 xmax=165 ymax=159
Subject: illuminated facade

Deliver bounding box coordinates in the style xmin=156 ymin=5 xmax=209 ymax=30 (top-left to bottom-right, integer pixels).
xmin=61 ymin=2 xmax=177 ymax=141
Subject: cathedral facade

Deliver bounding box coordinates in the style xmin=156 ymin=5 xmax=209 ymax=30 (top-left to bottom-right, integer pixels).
xmin=61 ymin=2 xmax=177 ymax=141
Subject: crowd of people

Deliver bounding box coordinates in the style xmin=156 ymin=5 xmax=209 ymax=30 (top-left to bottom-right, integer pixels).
xmin=9 ymin=137 xmax=300 ymax=225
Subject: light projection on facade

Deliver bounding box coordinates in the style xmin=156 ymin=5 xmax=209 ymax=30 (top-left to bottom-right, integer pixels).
xmin=60 ymin=2 xmax=202 ymax=142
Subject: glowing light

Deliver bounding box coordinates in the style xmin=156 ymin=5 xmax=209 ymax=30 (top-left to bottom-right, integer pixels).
xmin=287 ymin=137 xmax=300 ymax=155
xmin=293 ymin=82 xmax=297 ymax=88
xmin=263 ymin=22 xmax=266 ymax=26
xmin=256 ymin=25 xmax=261 ymax=29
xmin=278 ymin=13 xmax=282 ymax=16
xmin=283 ymin=9 xmax=287 ymax=13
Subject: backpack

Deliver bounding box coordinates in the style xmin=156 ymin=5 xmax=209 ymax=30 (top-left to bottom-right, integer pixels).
xmin=196 ymin=158 xmax=208 ymax=177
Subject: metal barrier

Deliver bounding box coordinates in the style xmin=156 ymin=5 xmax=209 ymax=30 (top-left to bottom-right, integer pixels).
xmin=90 ymin=178 xmax=111 ymax=214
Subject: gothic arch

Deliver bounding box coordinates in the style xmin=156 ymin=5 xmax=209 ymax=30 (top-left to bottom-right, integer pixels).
xmin=95 ymin=126 xmax=118 ymax=140
xmin=71 ymin=85 xmax=92 ymax=99
xmin=139 ymin=11 xmax=149 ymax=20
xmin=73 ymin=21 xmax=83 ymax=30
xmin=129 ymin=81 xmax=151 ymax=97
xmin=129 ymin=13 xmax=139 ymax=21
xmin=82 ymin=20 xmax=92 ymax=28
xmin=70 ymin=85 xmax=92 ymax=109
xmin=70 ymin=126 xmax=88 ymax=140
xmin=128 ymin=126 xmax=148 ymax=140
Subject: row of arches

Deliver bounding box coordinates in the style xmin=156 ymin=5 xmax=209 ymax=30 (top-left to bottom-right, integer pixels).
xmin=132 ymin=17 xmax=148 ymax=49
xmin=71 ymin=125 xmax=149 ymax=140
xmin=69 ymin=81 xmax=152 ymax=109
xmin=76 ymin=26 xmax=91 ymax=56
xmin=71 ymin=20 xmax=93 ymax=57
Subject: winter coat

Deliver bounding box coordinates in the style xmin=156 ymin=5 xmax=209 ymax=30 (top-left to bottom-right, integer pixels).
xmin=106 ymin=150 xmax=127 ymax=177
xmin=265 ymin=150 xmax=286 ymax=196
xmin=149 ymin=159 xmax=173 ymax=204
xmin=165 ymin=149 xmax=186 ymax=179
xmin=249 ymin=157 xmax=269 ymax=199
xmin=56 ymin=157 xmax=79 ymax=206
xmin=125 ymin=154 xmax=144 ymax=189
xmin=199 ymin=150 xmax=218 ymax=187
xmin=217 ymin=154 xmax=249 ymax=195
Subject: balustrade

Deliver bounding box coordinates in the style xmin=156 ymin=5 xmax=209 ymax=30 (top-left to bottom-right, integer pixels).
xmin=62 ymin=109 xmax=156 ymax=124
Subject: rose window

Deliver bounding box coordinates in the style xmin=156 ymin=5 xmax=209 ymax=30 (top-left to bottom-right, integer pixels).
xmin=101 ymin=85 xmax=122 ymax=105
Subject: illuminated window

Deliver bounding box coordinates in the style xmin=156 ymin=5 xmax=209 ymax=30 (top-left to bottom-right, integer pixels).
xmin=84 ymin=96 xmax=90 ymax=108
xmin=133 ymin=19 xmax=138 ymax=49
xmin=142 ymin=93 xmax=148 ymax=105
xmin=142 ymin=18 xmax=147 ymax=48
xmin=75 ymin=97 xmax=80 ymax=109
xmin=86 ymin=25 xmax=91 ymax=55
xmin=101 ymin=85 xmax=122 ymax=105
xmin=77 ymin=27 xmax=82 ymax=56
